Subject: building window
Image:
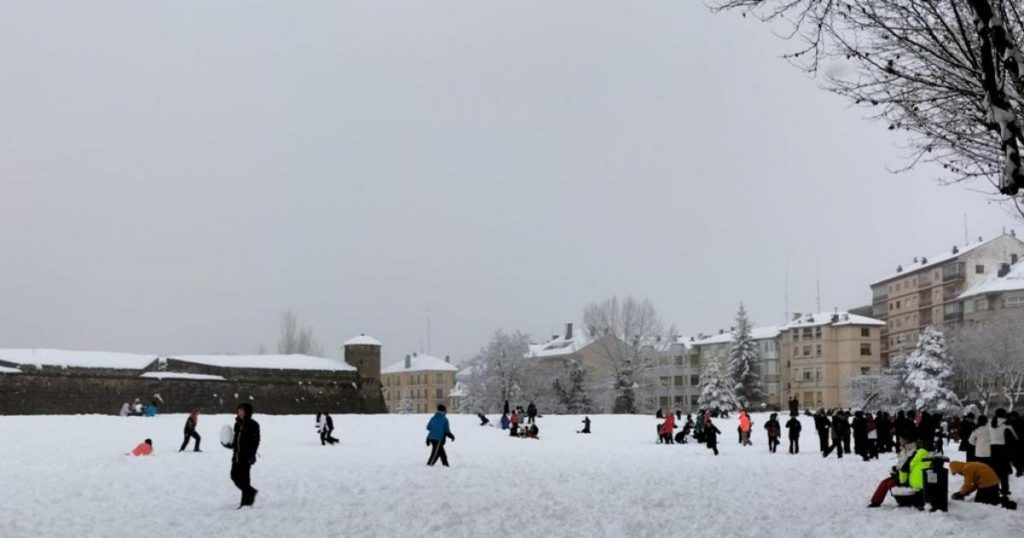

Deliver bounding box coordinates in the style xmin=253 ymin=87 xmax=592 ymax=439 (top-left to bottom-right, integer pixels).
xmin=861 ymin=327 xmax=870 ymax=337
xmin=802 ymin=327 xmax=813 ymax=339
xmin=896 ymin=282 xmax=901 ymax=291
xmin=659 ymin=396 xmax=669 ymax=408
xmin=793 ymin=346 xmax=799 ymax=359
xmin=436 ymin=373 xmax=443 ymax=384
xmin=815 ymin=344 xmax=822 ymax=356
xmin=815 ymin=327 xmax=822 ymax=338
xmin=659 ymin=376 xmax=670 ymax=387
xmin=674 ymin=375 xmax=684 ymax=386
xmin=975 ymin=297 xmax=989 ymax=311
xmin=976 ymin=264 xmax=985 ymax=274
xmin=658 ymin=356 xmax=668 ymax=367
xmin=690 ymin=357 xmax=700 ymax=368
xmin=435 ymin=388 xmax=443 ymax=399
xmin=803 ymin=345 xmax=811 ymax=357
xmin=1006 ymin=294 xmax=1024 ymax=309
xmin=861 ymin=367 xmax=871 ymax=375
xmin=860 ymin=343 xmax=871 ymax=356
xmin=765 ymin=361 xmax=779 ymax=375
xmin=690 ymin=395 xmax=699 ymax=407
xmin=815 ymin=368 xmax=822 ymax=381
xmin=896 ymin=301 xmax=901 ymax=309
xmin=803 ymin=369 xmax=812 ymax=381
xmin=767 ymin=382 xmax=779 ymax=396
xmin=690 ymin=375 xmax=700 ymax=386
xmin=674 ymin=355 xmax=684 ymax=366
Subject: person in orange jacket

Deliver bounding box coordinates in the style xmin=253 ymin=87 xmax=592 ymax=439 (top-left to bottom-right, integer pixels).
xmin=950 ymin=461 xmax=1002 ymax=505
xmin=660 ymin=413 xmax=676 ymax=444
xmin=739 ymin=410 xmax=753 ymax=446
xmin=130 ymin=439 xmax=153 ymax=456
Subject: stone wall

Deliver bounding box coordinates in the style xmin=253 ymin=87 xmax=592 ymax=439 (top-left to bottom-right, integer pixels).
xmin=0 ymin=367 xmax=387 ymax=415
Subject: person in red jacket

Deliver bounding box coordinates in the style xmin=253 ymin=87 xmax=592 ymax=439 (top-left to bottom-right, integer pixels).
xmin=739 ymin=410 xmax=753 ymax=446
xmin=509 ymin=410 xmax=520 ymax=437
xmin=180 ymin=411 xmax=201 ymax=452
xmin=661 ymin=413 xmax=676 ymax=444
xmin=130 ymin=439 xmax=153 ymax=456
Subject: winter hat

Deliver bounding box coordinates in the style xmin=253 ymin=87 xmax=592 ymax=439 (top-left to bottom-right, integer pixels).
xmin=144 ymin=439 xmax=152 ymax=445
xmin=437 ymin=404 xmax=447 ymax=412
xmin=238 ymin=403 xmax=254 ymax=418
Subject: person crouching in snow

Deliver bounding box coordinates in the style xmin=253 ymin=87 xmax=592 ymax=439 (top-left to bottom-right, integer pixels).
xmin=130 ymin=439 xmax=153 ymax=456
xmin=949 ymin=461 xmax=1003 ymax=506
xmin=426 ymin=404 xmax=455 ymax=467
xmin=578 ymin=416 xmax=591 ymax=434
xmin=704 ymin=417 xmax=721 ymax=456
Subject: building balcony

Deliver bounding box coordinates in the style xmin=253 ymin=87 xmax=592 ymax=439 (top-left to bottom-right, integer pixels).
xmin=943 ymin=310 xmax=963 ymax=322
xmin=943 ymin=263 xmax=965 ymax=282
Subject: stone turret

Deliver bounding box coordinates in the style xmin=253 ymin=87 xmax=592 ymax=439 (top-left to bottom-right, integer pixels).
xmin=343 ymin=334 xmax=382 ymax=383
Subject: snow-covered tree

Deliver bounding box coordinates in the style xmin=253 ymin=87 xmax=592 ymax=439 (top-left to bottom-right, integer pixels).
xmin=697 ymin=357 xmax=738 ymax=414
xmin=846 ymin=373 xmax=902 ymax=411
xmin=553 ymin=360 xmax=592 ymax=414
xmin=397 ymin=390 xmax=414 ymax=414
xmin=727 ymin=303 xmax=763 ymax=409
xmin=713 ymin=0 xmax=1024 ymax=199
xmin=583 ymin=296 xmax=666 ymax=413
xmin=947 ymin=319 xmax=1024 ymax=413
xmin=460 ymin=329 xmax=531 ymax=413
xmin=902 ymin=328 xmax=962 ymax=413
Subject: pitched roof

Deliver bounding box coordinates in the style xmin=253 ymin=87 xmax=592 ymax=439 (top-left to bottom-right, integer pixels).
xmin=784 ymin=312 xmax=885 ymax=328
xmin=526 ymin=331 xmax=594 ymax=358
xmin=344 ymin=334 xmax=382 ymax=347
xmin=692 ymin=326 xmax=784 ymax=346
xmin=381 ymin=353 xmax=458 ymax=374
xmin=871 ymin=234 xmax=1018 ymax=285
xmin=959 ymin=261 xmax=1024 ymax=300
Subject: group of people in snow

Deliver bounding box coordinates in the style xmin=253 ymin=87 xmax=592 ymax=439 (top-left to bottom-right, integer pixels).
xmin=118 ymin=397 xmax=160 ymax=417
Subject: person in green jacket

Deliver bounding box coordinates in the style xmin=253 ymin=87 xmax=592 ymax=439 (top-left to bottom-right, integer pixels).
xmin=868 ymin=436 xmax=932 ymax=507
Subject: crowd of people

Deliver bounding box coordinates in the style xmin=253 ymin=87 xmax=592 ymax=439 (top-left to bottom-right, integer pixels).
xmin=118 ymin=397 xmax=160 ymax=417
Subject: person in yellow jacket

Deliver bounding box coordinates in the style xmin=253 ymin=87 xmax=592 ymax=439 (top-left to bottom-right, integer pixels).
xmin=949 ymin=461 xmax=1002 ymax=505
xmin=868 ymin=437 xmax=931 ymax=507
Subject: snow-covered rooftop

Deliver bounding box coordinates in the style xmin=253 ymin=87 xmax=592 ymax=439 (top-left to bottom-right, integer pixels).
xmin=959 ymin=261 xmax=1024 ymax=300
xmin=140 ymin=371 xmax=226 ymax=381
xmin=526 ymin=331 xmax=594 ymax=359
xmin=872 ymin=234 xmax=1012 ymax=285
xmin=169 ymin=354 xmax=355 ymax=372
xmin=692 ymin=326 xmax=784 ymax=346
xmin=344 ymin=334 xmax=382 ymax=347
xmin=0 ymin=349 xmax=158 ymax=370
xmin=784 ymin=312 xmax=885 ymax=328
xmin=0 ymin=365 xmax=21 ymax=374
xmin=381 ymin=353 xmax=458 ymax=374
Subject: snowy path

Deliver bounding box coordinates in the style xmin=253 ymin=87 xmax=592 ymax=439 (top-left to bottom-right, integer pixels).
xmin=1 ymin=413 xmax=1021 ymax=537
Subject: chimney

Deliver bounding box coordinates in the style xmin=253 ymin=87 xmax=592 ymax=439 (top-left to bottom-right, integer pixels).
xmin=831 ymin=314 xmax=840 ymax=323
xmin=719 ymin=329 xmax=724 ymax=335
xmin=552 ymin=335 xmax=559 ymax=341
xmin=792 ymin=312 xmax=802 ymax=321
xmin=404 ymin=354 xmax=411 ymax=369
xmin=921 ymin=257 xmax=927 ymax=264
xmin=978 ymin=236 xmax=983 ymax=242
xmin=445 ymin=355 xmax=450 ymax=364
xmin=913 ymin=257 xmax=918 ymax=263
xmin=565 ymin=322 xmax=573 ymax=340
xmin=999 ymin=263 xmax=1011 ymax=277
xmin=952 ymin=246 xmax=959 ymax=254
xmin=897 ymin=265 xmax=903 ymax=273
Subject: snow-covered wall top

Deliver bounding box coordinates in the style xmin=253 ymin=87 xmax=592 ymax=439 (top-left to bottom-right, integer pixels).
xmin=169 ymin=355 xmax=355 ymax=372
xmin=343 ymin=334 xmax=382 ymax=347
xmin=785 ymin=312 xmax=885 ymax=328
xmin=139 ymin=371 xmax=226 ymax=381
xmin=0 ymin=365 xmax=22 ymax=374
xmin=381 ymin=353 xmax=458 ymax=374
xmin=0 ymin=349 xmax=158 ymax=370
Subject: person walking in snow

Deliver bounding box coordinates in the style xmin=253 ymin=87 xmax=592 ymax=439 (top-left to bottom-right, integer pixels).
xmin=823 ymin=413 xmax=844 ymax=459
xmin=527 ymin=402 xmax=538 ymax=425
xmin=738 ymin=410 xmax=753 ymax=446
xmin=704 ymin=417 xmax=721 ymax=456
xmin=764 ymin=413 xmax=781 ymax=453
xmin=660 ymin=413 xmax=676 ymax=444
xmin=969 ymin=415 xmax=992 ymax=467
xmin=785 ymin=413 xmax=802 ymax=454
xmin=578 ymin=416 xmax=591 ymax=434
xmin=180 ymin=411 xmax=201 ymax=452
xmin=814 ymin=410 xmax=830 ymax=453
xmin=852 ymin=411 xmax=867 ymax=459
xmin=509 ymin=410 xmax=520 ymax=437
xmin=989 ymin=409 xmax=1018 ymax=496
xmin=426 ymin=404 xmax=455 ymax=467
xmin=839 ymin=411 xmax=852 ymax=454
xmin=229 ymin=403 xmax=261 ymax=508
xmin=316 ymin=412 xmax=339 ymax=445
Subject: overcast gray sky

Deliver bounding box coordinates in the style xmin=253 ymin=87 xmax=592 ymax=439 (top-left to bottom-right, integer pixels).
xmin=0 ymin=1 xmax=1015 ymax=368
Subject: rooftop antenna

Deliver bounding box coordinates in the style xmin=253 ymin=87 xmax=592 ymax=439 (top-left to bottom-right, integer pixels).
xmin=425 ymin=305 xmax=432 ymax=355
xmin=964 ymin=213 xmax=969 ymax=246
xmin=784 ymin=255 xmax=790 ymax=323
xmin=815 ymin=255 xmax=822 ymax=313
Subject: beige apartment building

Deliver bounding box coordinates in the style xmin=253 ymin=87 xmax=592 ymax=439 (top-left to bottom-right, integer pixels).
xmin=781 ymin=312 xmax=885 ymax=410
xmin=684 ymin=327 xmax=784 ymax=410
xmin=380 ymin=353 xmax=457 ymax=413
xmin=958 ymin=260 xmax=1024 ymax=324
xmin=870 ymin=233 xmax=1024 ymax=364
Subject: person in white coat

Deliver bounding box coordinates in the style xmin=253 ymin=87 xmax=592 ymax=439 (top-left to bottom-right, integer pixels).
xmin=969 ymin=415 xmax=992 ymax=465
xmin=118 ymin=402 xmax=130 ymax=417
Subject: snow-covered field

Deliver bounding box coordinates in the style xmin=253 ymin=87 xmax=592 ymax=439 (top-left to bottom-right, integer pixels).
xmin=1 ymin=413 xmax=1022 ymax=538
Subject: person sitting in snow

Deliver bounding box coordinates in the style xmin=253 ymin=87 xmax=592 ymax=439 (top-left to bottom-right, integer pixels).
xmin=500 ymin=412 xmax=510 ymax=430
xmin=131 ymin=398 xmax=144 ymax=416
xmin=578 ymin=416 xmax=591 ymax=434
xmin=867 ymin=435 xmax=931 ymax=508
xmin=144 ymin=400 xmax=158 ymax=417
xmin=523 ymin=424 xmax=540 ymax=439
xmin=130 ymin=439 xmax=153 ymax=456
xmin=949 ymin=461 xmax=1003 ymax=506
xmin=119 ymin=402 xmax=130 ymax=417
xmin=477 ymin=413 xmax=490 ymax=426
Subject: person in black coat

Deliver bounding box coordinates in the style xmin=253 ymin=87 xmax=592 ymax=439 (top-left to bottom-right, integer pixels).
xmin=839 ymin=412 xmax=852 ymax=454
xmin=229 ymin=403 xmax=261 ymax=508
xmin=852 ymin=411 xmax=867 ymax=459
xmin=959 ymin=414 xmax=976 ymax=461
xmin=786 ymin=413 xmax=802 ymax=454
xmin=875 ymin=412 xmax=892 ymax=453
xmin=789 ymin=396 xmax=800 ymax=416
xmin=704 ymin=418 xmax=721 ymax=456
xmin=814 ymin=410 xmax=830 ymax=453
xmin=578 ymin=416 xmax=591 ymax=434
xmin=179 ymin=411 xmax=201 ymax=452
xmin=764 ymin=413 xmax=782 ymax=453
xmin=526 ymin=402 xmax=537 ymax=425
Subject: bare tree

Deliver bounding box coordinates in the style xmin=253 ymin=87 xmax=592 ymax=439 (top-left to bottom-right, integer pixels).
xmin=461 ymin=329 xmax=531 ymax=413
xmin=277 ymin=310 xmax=325 ymax=357
xmin=712 ymin=0 xmax=1024 ymax=203
xmin=583 ymin=296 xmax=666 ymax=413
xmin=947 ymin=319 xmax=1024 ymax=412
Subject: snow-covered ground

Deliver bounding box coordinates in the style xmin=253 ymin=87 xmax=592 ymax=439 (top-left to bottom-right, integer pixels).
xmin=1 ymin=413 xmax=1021 ymax=537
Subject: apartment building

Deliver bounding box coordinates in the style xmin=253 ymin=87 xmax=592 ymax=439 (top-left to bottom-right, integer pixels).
xmin=780 ymin=312 xmax=885 ymax=410
xmin=649 ymin=338 xmax=701 ymax=412
xmin=958 ymin=260 xmax=1024 ymax=324
xmin=380 ymin=353 xmax=458 ymax=413
xmin=870 ymin=232 xmax=1024 ymax=363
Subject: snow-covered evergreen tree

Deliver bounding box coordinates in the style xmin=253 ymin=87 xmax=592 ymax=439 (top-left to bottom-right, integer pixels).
xmin=398 ymin=390 xmax=414 ymax=414
xmin=902 ymin=327 xmax=962 ymax=413
xmin=728 ymin=303 xmax=763 ymax=409
xmin=697 ymin=357 xmax=738 ymax=414
xmin=553 ymin=360 xmax=592 ymax=414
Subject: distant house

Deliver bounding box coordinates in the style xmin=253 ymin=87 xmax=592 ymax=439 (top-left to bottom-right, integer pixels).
xmin=958 ymin=260 xmax=1024 ymax=324
xmin=380 ymin=353 xmax=458 ymax=413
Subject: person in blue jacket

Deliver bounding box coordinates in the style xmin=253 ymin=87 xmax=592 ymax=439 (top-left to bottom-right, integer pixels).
xmin=144 ymin=400 xmax=158 ymax=417
xmin=426 ymin=404 xmax=456 ymax=467
xmin=500 ymin=412 xmax=510 ymax=430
